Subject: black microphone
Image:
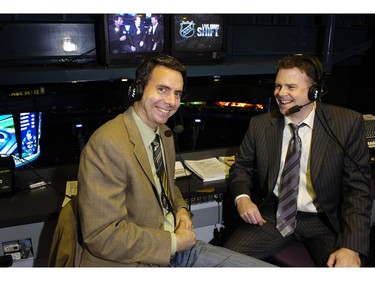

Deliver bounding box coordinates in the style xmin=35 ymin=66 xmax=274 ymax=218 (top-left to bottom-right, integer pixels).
xmin=285 ymin=101 xmax=313 ymax=115
xmin=173 ymin=124 xmax=184 ymax=134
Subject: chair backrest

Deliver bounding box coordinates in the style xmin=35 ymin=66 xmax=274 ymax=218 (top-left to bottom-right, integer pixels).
xmin=48 ymin=196 xmax=83 ymax=267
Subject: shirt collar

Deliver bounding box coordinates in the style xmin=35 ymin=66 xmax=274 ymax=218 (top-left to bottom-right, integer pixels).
xmin=284 ymin=103 xmax=315 ymax=129
xmin=131 ymin=106 xmax=159 ymax=147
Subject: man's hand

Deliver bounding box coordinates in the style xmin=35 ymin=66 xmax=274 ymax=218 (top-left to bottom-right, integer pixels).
xmin=327 ymin=247 xmax=361 ymax=267
xmin=175 ymin=220 xmax=196 ymax=252
xmin=176 ymin=207 xmax=193 ymax=230
xmin=175 ymin=207 xmax=196 ymax=252
xmin=236 ymin=197 xmax=266 ymax=226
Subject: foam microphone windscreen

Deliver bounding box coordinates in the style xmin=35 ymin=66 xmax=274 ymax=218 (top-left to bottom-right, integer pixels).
xmin=285 ymin=105 xmax=302 ymax=115
xmin=173 ymin=125 xmax=184 ymax=134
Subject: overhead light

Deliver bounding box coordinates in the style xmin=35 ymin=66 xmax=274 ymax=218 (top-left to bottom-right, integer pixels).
xmin=213 ymin=75 xmax=221 ymax=82
xmin=62 ymin=38 xmax=77 ymax=52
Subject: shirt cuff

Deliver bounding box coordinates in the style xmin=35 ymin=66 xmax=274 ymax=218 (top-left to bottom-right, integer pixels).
xmin=170 ymin=232 xmax=177 ymax=256
xmin=177 ymin=206 xmax=194 ymax=218
xmin=234 ymin=194 xmax=250 ymax=205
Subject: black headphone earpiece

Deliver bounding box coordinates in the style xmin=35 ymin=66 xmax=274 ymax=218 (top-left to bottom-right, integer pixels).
xmin=128 ymin=80 xmax=144 ymax=101
xmin=128 ymin=53 xmax=172 ymax=102
xmin=291 ymin=54 xmax=327 ymax=101
xmin=305 ymin=56 xmax=326 ymax=101
xmin=308 ymin=82 xmax=322 ymax=101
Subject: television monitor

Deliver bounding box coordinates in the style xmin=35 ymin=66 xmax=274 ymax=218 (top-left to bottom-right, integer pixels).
xmin=0 ymin=114 xmax=17 ymax=156
xmin=171 ymin=14 xmax=226 ymax=64
xmin=0 ymin=112 xmax=42 ymax=168
xmin=0 ymin=22 xmax=97 ymax=67
xmin=101 ymin=13 xmax=168 ymax=66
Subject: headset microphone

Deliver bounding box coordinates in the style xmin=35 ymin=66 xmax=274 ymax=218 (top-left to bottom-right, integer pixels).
xmin=173 ymin=124 xmax=184 ymax=134
xmin=285 ymin=101 xmax=313 ymax=115
xmin=285 ymin=87 xmax=328 ymax=115
xmin=172 ymin=107 xmax=185 ymax=134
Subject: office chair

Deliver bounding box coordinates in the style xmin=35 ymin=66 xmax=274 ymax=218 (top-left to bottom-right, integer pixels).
xmin=266 ymin=241 xmax=315 ymax=267
xmin=48 ymin=196 xmax=83 ymax=267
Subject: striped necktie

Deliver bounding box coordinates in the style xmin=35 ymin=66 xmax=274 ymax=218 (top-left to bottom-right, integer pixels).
xmin=276 ymin=123 xmax=304 ymax=237
xmin=152 ymin=134 xmax=171 ymax=213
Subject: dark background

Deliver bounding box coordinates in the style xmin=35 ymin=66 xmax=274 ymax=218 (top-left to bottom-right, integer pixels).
xmin=0 ymin=14 xmax=374 ymax=168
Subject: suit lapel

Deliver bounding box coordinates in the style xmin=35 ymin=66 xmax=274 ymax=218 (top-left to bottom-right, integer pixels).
xmin=267 ymin=111 xmax=284 ymax=193
xmin=310 ymin=106 xmax=332 ymax=183
xmin=123 ymin=110 xmax=175 ymax=207
xmin=123 ymin=110 xmax=156 ymax=186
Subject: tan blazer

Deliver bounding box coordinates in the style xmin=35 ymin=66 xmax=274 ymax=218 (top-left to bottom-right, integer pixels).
xmin=76 ymin=109 xmax=187 ymax=266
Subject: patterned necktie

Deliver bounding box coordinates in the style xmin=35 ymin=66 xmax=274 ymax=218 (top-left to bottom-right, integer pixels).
xmin=152 ymin=134 xmax=171 ymax=213
xmin=276 ymin=123 xmax=304 ymax=237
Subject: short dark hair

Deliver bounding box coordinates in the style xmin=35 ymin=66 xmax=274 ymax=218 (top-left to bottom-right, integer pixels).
xmin=276 ymin=54 xmax=323 ymax=84
xmin=151 ymin=14 xmax=159 ymax=21
xmin=135 ymin=54 xmax=187 ymax=90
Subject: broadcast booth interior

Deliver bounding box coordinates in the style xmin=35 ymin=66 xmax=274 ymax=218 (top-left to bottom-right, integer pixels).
xmin=0 ymin=13 xmax=374 ymax=268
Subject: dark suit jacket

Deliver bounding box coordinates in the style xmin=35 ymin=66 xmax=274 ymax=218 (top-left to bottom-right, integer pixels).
xmin=128 ymin=22 xmax=147 ymax=50
xmin=76 ymin=108 xmax=187 ymax=266
xmin=229 ymin=103 xmax=373 ymax=257
xmin=147 ymin=23 xmax=164 ymax=52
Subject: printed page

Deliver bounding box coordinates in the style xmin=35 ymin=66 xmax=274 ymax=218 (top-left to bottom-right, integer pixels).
xmin=175 ymin=161 xmax=192 ymax=179
xmin=62 ymin=180 xmax=78 ymax=207
xmin=184 ymin=157 xmax=229 ymax=182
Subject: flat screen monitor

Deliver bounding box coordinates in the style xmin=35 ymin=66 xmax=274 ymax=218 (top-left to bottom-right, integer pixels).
xmin=171 ymin=14 xmax=226 ymax=64
xmin=0 ymin=114 xmax=17 ymax=156
xmin=0 ymin=112 xmax=42 ymax=168
xmin=101 ymin=13 xmax=168 ymax=66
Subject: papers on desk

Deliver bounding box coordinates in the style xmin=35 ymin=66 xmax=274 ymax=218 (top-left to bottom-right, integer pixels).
xmin=175 ymin=161 xmax=192 ymax=179
xmin=62 ymin=180 xmax=78 ymax=207
xmin=184 ymin=157 xmax=231 ymax=182
xmin=218 ymin=155 xmax=235 ymax=166
xmin=363 ymin=114 xmax=375 ymax=120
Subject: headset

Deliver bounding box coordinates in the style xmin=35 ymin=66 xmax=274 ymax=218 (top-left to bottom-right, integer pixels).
xmin=292 ymin=54 xmax=328 ymax=101
xmin=128 ymin=54 xmax=187 ymax=102
xmin=295 ymin=54 xmax=369 ymax=184
xmin=127 ymin=55 xmax=154 ymax=102
xmin=128 ymin=80 xmax=144 ymax=102
xmin=284 ymin=54 xmax=329 ymax=115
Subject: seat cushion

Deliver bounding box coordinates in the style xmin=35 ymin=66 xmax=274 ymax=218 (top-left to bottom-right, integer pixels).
xmin=266 ymin=241 xmax=315 ymax=267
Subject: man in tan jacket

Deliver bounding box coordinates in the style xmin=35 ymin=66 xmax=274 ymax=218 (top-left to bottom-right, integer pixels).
xmin=65 ymin=54 xmax=272 ymax=267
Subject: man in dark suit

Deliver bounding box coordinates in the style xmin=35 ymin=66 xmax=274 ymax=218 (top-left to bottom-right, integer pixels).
xmin=223 ymin=54 xmax=373 ymax=267
xmin=128 ymin=14 xmax=147 ymax=52
xmin=75 ymin=54 xmax=272 ymax=267
xmin=108 ymin=15 xmax=131 ymax=54
xmin=147 ymin=14 xmax=164 ymax=52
